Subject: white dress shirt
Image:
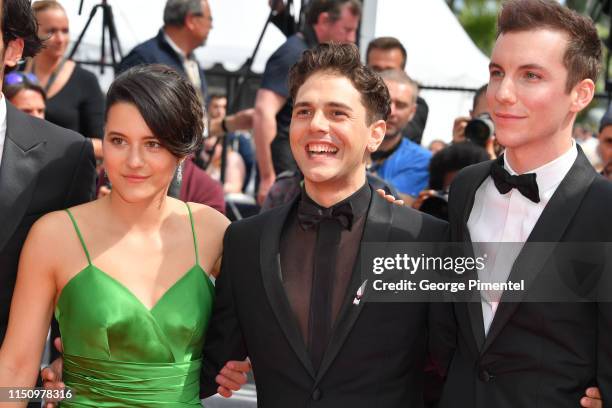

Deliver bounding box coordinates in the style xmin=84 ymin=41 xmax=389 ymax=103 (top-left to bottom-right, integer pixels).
xmin=163 ymin=32 xmax=202 ymax=90
xmin=467 ymin=141 xmax=578 ymax=334
xmin=0 ymin=95 xmax=7 ymax=169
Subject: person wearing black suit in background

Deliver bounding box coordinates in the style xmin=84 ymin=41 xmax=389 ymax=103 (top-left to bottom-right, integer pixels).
xmin=0 ymin=3 xmax=95 ymax=407
xmin=436 ymin=1 xmax=612 ymax=406
xmin=199 ymin=43 xmax=448 ymax=407
xmin=0 ymin=0 xmax=96 ymax=348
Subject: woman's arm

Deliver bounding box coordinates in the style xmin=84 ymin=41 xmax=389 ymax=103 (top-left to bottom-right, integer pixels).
xmin=0 ymin=215 xmax=60 ymax=406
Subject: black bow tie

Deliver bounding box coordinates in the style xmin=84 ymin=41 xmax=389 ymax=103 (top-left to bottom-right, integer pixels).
xmin=490 ymin=159 xmax=540 ymax=203
xmin=297 ymin=200 xmax=354 ymax=231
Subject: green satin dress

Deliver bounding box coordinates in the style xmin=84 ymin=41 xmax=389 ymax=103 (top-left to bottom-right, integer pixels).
xmin=56 ymin=205 xmax=214 ymax=406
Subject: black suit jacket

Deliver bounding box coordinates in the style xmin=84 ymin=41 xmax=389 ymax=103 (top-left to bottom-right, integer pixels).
xmin=438 ymin=147 xmax=612 ymax=407
xmin=200 ymin=187 xmax=448 ymax=407
xmin=116 ymin=29 xmax=208 ymax=101
xmin=0 ymin=103 xmax=96 ymax=344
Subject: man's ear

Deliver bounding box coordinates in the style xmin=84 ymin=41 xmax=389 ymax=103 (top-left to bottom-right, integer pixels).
xmin=570 ymin=78 xmax=595 ymax=113
xmin=184 ymin=13 xmax=199 ymax=31
xmin=316 ymin=12 xmax=331 ymax=27
xmin=3 ymin=38 xmax=24 ymax=68
xmin=407 ymin=102 xmax=417 ymax=123
xmin=368 ymin=119 xmax=386 ymax=152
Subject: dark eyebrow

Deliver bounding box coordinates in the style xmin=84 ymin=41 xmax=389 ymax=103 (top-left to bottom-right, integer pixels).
xmin=106 ymin=131 xmax=156 ymax=139
xmin=489 ymin=62 xmax=546 ymax=72
xmin=293 ymin=101 xmax=354 ymax=111
xmin=517 ymin=63 xmax=546 ymax=71
xmin=293 ymin=101 xmax=312 ymax=109
xmin=107 ymin=131 xmax=127 ymax=137
xmin=328 ymin=102 xmax=353 ymax=111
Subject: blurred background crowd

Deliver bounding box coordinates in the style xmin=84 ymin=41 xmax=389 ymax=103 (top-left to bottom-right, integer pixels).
xmin=4 ymin=0 xmax=611 ymax=226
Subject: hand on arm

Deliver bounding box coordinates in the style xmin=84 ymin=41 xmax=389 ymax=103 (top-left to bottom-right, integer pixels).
xmin=253 ymin=89 xmax=286 ymax=205
xmin=216 ymin=359 xmax=251 ymax=398
xmin=581 ymin=387 xmax=602 ymax=408
xmin=375 ymin=189 xmax=405 ymax=206
xmin=41 ymin=338 xmax=64 ymax=408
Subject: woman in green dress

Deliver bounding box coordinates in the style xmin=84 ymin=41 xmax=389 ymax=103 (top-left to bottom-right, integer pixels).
xmin=0 ymin=64 xmax=231 ymax=406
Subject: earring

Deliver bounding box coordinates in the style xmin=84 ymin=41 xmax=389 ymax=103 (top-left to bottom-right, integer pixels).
xmin=176 ymin=163 xmax=183 ymax=184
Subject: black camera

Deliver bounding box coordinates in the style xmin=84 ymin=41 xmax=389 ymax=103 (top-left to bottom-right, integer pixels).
xmin=465 ymin=113 xmax=494 ymax=147
xmin=419 ymin=190 xmax=448 ymax=221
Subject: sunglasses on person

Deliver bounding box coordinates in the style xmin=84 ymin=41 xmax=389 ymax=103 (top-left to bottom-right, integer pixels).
xmin=4 ymin=72 xmax=39 ymax=86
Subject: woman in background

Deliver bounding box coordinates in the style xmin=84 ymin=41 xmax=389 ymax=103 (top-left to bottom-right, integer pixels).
xmin=25 ymin=0 xmax=105 ymax=158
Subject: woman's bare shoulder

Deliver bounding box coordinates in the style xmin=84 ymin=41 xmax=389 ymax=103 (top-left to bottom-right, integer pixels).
xmin=187 ymin=202 xmax=231 ymax=232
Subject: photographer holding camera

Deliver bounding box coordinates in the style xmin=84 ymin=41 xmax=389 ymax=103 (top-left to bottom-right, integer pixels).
xmin=452 ymin=84 xmax=498 ymax=158
xmin=412 ymin=142 xmax=490 ymax=220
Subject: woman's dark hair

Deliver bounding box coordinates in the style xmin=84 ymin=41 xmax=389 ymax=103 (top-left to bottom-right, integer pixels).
xmin=2 ymin=0 xmax=43 ymax=59
xmin=429 ymin=142 xmax=490 ymax=190
xmin=106 ymin=64 xmax=204 ymax=158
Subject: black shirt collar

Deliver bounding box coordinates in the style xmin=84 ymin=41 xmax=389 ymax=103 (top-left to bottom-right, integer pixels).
xmin=300 ymin=181 xmax=371 ymax=219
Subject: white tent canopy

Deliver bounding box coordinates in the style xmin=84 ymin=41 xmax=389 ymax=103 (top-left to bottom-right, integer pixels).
xmin=64 ymin=0 xmax=489 ymax=145
xmin=362 ymin=0 xmax=490 ymax=145
xmin=64 ymin=0 xmax=288 ymax=72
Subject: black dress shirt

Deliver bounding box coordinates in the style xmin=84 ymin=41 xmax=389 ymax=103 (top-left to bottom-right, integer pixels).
xmin=279 ymin=182 xmax=371 ymax=345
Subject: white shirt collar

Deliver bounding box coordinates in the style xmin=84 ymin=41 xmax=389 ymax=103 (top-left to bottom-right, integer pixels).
xmin=503 ymin=140 xmax=578 ymax=194
xmin=163 ymin=31 xmax=189 ymax=61
xmin=0 ymin=94 xmax=7 ymax=169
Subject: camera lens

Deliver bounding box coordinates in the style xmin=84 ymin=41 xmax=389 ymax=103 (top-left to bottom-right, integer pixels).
xmin=419 ymin=192 xmax=449 ymax=221
xmin=465 ymin=113 xmax=494 ymax=147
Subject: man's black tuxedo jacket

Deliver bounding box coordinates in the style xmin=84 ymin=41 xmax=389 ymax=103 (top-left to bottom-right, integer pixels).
xmin=437 ymin=148 xmax=612 ymax=407
xmin=0 ymin=103 xmax=96 ymax=344
xmin=201 ymin=188 xmax=448 ymax=407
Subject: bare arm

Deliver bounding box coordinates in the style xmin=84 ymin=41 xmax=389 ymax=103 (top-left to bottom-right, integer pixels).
xmin=0 ymin=215 xmax=60 ymax=407
xmin=223 ymin=151 xmax=247 ymax=194
xmin=252 ymin=89 xmax=286 ymax=204
xmin=209 ymin=109 xmax=255 ymax=138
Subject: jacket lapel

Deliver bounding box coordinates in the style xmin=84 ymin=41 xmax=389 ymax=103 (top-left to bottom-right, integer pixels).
xmin=259 ymin=198 xmax=316 ymax=378
xmin=0 ymin=104 xmax=46 ymax=251
xmin=314 ymin=190 xmax=392 ymax=386
xmin=481 ymin=147 xmax=597 ymax=353
xmin=453 ymin=161 xmax=493 ymax=352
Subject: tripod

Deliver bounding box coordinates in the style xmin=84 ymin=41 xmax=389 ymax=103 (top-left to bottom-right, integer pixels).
xmin=68 ymin=0 xmax=123 ymax=74
xmin=216 ymin=0 xmax=300 ymax=184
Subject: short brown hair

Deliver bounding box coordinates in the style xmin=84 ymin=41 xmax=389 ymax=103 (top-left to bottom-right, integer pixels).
xmin=497 ymin=0 xmax=602 ymax=92
xmin=366 ymin=37 xmax=407 ymax=70
xmin=305 ymin=0 xmax=362 ymax=26
xmin=378 ymin=68 xmax=418 ymax=104
xmin=288 ymin=42 xmax=391 ymax=124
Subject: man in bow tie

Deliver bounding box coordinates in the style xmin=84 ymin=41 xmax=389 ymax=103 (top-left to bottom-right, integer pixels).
xmin=198 ymin=42 xmax=448 ymax=407
xmin=433 ymin=0 xmax=612 ymax=407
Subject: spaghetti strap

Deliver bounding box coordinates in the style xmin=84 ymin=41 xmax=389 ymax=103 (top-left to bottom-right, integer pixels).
xmin=65 ymin=209 xmax=92 ymax=266
xmin=185 ymin=203 xmax=200 ymax=266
